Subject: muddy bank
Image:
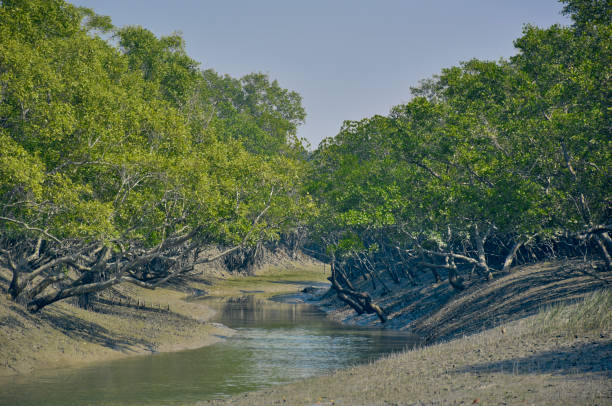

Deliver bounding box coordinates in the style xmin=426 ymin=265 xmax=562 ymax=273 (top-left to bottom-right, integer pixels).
xmin=267 ymin=282 xmax=330 ymax=304
xmin=203 ymin=260 xmax=611 ymax=405
xmin=203 ymin=297 xmax=611 ymax=406
xmin=0 ymin=279 xmax=234 ymax=377
xmin=316 ymin=259 xmax=611 ymax=342
xmin=0 ymin=260 xmax=327 ymax=377
xmin=204 ymin=262 xmax=611 ymax=406
xmin=204 ymin=262 xmax=328 ymax=298
xmin=272 ymin=259 xmax=611 ymax=343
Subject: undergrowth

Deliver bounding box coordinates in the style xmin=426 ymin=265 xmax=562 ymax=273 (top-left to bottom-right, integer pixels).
xmin=530 ymin=290 xmax=612 ymax=336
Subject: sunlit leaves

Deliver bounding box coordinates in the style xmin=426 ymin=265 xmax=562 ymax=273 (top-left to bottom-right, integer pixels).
xmin=309 ymin=1 xmax=611 ymax=261
xmin=0 ymin=0 xmax=309 ymax=255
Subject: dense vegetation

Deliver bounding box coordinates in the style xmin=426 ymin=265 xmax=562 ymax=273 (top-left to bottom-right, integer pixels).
xmin=306 ymin=0 xmax=610 ymax=319
xmin=0 ymin=0 xmax=311 ymax=311
xmin=0 ymin=0 xmax=609 ymax=315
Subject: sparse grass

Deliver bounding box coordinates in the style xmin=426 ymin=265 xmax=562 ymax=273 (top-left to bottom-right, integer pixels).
xmin=530 ymin=289 xmax=612 ymax=337
xmin=207 ymin=265 xmax=329 ymax=297
xmin=204 ymin=263 xmax=612 ymax=406
xmin=203 ymin=303 xmax=612 ymax=406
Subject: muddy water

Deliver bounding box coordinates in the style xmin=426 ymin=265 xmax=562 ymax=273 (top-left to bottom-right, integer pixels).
xmin=0 ymin=292 xmax=418 ymax=405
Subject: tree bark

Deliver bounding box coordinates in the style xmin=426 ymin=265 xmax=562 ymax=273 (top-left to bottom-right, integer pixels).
xmin=330 ymin=260 xmax=387 ymax=323
xmin=8 ymin=265 xmax=20 ymax=300
xmin=335 ymin=263 xmax=356 ymax=291
xmin=594 ymin=234 xmax=612 ymax=271
xmin=502 ymin=238 xmax=524 ymax=273
xmin=77 ymin=246 xmax=110 ymax=308
xmin=446 ymin=256 xmax=465 ymax=291
xmin=473 ymin=224 xmax=493 ymax=280
xmin=27 ymin=277 xmax=123 ymax=313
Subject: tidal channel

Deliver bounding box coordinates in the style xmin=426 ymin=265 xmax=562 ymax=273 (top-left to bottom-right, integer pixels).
xmin=0 ymin=288 xmax=419 ymax=405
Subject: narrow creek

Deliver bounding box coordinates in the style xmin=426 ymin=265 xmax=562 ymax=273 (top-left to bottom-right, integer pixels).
xmin=0 ymin=286 xmax=419 ymax=406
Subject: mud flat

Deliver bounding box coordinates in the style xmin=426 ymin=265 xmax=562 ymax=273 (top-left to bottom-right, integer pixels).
xmin=204 ymin=260 xmax=611 ymax=405
xmin=0 ymin=278 xmax=233 ymax=376
xmin=0 ymin=260 xmax=327 ymax=377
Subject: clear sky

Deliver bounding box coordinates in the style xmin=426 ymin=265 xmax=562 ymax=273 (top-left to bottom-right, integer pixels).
xmin=70 ymin=0 xmax=569 ymax=149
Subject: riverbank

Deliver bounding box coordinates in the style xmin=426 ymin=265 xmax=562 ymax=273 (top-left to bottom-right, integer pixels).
xmin=318 ymin=259 xmax=610 ymax=341
xmin=0 ymin=277 xmax=232 ymax=376
xmin=204 ymin=259 xmax=611 ymax=405
xmin=0 ymin=258 xmax=326 ymax=377
xmin=205 ymin=263 xmax=329 ymax=298
xmin=203 ymin=289 xmax=611 ymax=406
xmin=2 ymin=256 xmax=609 ymax=404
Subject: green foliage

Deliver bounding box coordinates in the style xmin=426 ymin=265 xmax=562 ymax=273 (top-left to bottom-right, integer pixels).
xmin=561 ymin=0 xmax=612 ymax=29
xmin=1 ymin=0 xmax=609 ymax=309
xmin=0 ymin=0 xmax=309 ymax=251
xmin=201 ymin=70 xmax=306 ymax=155
xmin=0 ymin=132 xmax=45 ymax=199
xmin=308 ymin=1 xmax=611 ymax=267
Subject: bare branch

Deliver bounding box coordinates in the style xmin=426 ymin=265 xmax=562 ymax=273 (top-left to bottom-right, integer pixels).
xmin=0 ymin=216 xmax=61 ymax=243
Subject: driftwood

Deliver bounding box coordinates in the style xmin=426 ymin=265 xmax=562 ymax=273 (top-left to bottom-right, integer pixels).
xmin=329 ymin=261 xmax=387 ymax=323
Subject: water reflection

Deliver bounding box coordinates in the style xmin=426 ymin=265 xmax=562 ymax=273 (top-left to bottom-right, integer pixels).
xmin=0 ymin=295 xmax=418 ymax=406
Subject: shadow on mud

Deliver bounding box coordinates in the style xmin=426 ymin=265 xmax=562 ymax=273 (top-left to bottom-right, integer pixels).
xmin=455 ymin=340 xmax=612 ymax=377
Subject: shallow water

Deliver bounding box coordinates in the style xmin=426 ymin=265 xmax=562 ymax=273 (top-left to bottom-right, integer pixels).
xmin=0 ymin=291 xmax=418 ymax=406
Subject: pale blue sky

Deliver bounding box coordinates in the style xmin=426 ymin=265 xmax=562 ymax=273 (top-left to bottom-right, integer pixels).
xmin=71 ymin=1 xmax=569 ymax=148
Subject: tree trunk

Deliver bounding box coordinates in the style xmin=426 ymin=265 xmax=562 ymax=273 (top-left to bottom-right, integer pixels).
xmin=77 ymin=246 xmax=111 ymax=308
xmin=337 ymin=292 xmax=365 ymax=313
xmin=502 ymin=238 xmax=524 ymax=273
xmin=356 ymin=256 xmax=377 ymax=290
xmin=8 ymin=267 xmax=20 ymax=300
xmin=27 ymin=277 xmax=123 ymax=313
xmin=446 ymin=256 xmax=465 ymax=291
xmin=336 ymin=263 xmax=356 ymax=291
xmin=381 ymin=245 xmax=400 ymax=284
xmin=595 ymin=235 xmax=612 ymax=271
xmin=431 ymin=267 xmax=442 ymax=283
xmin=395 ymin=247 xmax=418 ymax=284
xmin=26 ymin=275 xmax=67 ymax=301
xmin=358 ymin=253 xmax=392 ymax=293
xmin=330 ymin=259 xmax=387 ymax=323
xmin=473 ymin=224 xmax=493 ymax=280
xmin=77 ymin=272 xmax=98 ymax=309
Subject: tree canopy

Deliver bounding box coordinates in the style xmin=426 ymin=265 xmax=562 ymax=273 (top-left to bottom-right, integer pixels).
xmin=0 ymin=0 xmax=609 ymax=315
xmin=306 ymin=0 xmax=611 ymax=314
xmin=0 ymin=0 xmax=310 ymax=311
